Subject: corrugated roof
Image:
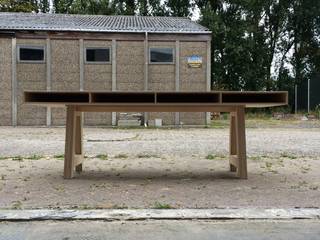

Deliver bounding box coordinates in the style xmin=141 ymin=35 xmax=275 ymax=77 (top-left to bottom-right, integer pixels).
xmin=0 ymin=12 xmax=210 ymax=34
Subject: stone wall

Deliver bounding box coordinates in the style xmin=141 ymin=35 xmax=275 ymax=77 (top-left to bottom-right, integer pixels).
xmin=51 ymin=40 xmax=80 ymax=125
xmin=148 ymin=41 xmax=176 ymax=125
xmin=83 ymin=40 xmax=112 ymax=125
xmin=116 ymin=41 xmax=144 ymax=91
xmin=0 ymin=39 xmax=12 ymax=126
xmin=179 ymin=41 xmax=207 ymax=125
xmin=16 ymin=39 xmax=46 ymax=126
xmin=0 ymin=36 xmax=209 ymax=126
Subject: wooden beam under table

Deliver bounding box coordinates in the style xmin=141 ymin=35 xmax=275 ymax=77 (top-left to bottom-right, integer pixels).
xmin=229 ymin=106 xmax=247 ymax=179
xmin=64 ymin=105 xmax=84 ymax=179
xmin=62 ymin=104 xmax=248 ymax=179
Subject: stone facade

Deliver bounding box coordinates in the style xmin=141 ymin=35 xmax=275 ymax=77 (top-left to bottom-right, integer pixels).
xmin=51 ymin=40 xmax=80 ymax=125
xmin=0 ymin=34 xmax=210 ymax=126
xmin=0 ymin=38 xmax=12 ymax=126
xmin=83 ymin=40 xmax=113 ymax=125
xmin=16 ymin=39 xmax=47 ymax=126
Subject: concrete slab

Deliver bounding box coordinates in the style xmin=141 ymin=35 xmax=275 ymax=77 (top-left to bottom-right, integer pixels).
xmin=0 ymin=208 xmax=319 ymax=221
xmin=1 ymin=219 xmax=320 ymax=240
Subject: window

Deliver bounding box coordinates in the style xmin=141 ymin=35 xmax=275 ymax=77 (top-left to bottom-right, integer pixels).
xmin=86 ymin=48 xmax=110 ymax=63
xmin=18 ymin=46 xmax=45 ymax=63
xmin=150 ymin=48 xmax=174 ymax=63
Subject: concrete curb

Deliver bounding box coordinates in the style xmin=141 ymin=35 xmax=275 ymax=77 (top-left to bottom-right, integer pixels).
xmin=0 ymin=208 xmax=319 ymax=221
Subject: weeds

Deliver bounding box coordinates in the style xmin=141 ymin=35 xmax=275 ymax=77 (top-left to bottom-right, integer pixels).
xmin=112 ymin=204 xmax=128 ymax=209
xmin=280 ymin=152 xmax=297 ymax=159
xmin=12 ymin=156 xmax=23 ymax=161
xmin=11 ymin=201 xmax=23 ymax=209
xmin=25 ymin=155 xmax=43 ymax=160
xmin=54 ymin=154 xmax=64 ymax=160
xmin=250 ymin=155 xmax=263 ymax=161
xmin=205 ymin=154 xmax=226 ymax=160
xmin=114 ymin=154 xmax=128 ymax=159
xmin=206 ymin=154 xmax=215 ymax=160
xmin=96 ymin=154 xmax=108 ymax=160
xmin=153 ymin=201 xmax=173 ymax=209
xmin=137 ymin=154 xmax=160 ymax=158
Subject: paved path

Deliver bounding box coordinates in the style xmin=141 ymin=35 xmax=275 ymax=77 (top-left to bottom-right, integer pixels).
xmin=1 ymin=220 xmax=319 ymax=240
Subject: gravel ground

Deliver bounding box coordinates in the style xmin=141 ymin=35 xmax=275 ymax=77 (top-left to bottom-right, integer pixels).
xmin=0 ymin=125 xmax=319 ymax=209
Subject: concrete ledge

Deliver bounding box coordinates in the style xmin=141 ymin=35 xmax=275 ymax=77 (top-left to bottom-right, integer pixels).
xmin=0 ymin=208 xmax=319 ymax=221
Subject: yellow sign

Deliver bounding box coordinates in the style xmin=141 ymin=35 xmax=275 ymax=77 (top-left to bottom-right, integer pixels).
xmin=187 ymin=55 xmax=202 ymax=68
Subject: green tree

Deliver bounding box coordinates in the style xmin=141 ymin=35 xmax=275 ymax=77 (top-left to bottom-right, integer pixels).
xmin=288 ymin=0 xmax=320 ymax=86
xmin=53 ymin=0 xmax=74 ymax=13
xmin=166 ymin=0 xmax=192 ymax=17
xmin=199 ymin=0 xmax=319 ymax=109
xmin=111 ymin=0 xmax=135 ymax=15
xmin=0 ymin=0 xmax=38 ymax=12
xmin=69 ymin=0 xmax=113 ymax=15
xmin=38 ymin=0 xmax=50 ymax=12
xmin=136 ymin=0 xmax=168 ymax=16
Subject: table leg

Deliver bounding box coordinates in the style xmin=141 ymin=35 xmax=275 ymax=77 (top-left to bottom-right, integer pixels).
xmin=229 ymin=107 xmax=247 ymax=179
xmin=75 ymin=112 xmax=84 ymax=173
xmin=64 ymin=106 xmax=84 ymax=179
xmin=235 ymin=106 xmax=247 ymax=179
xmin=229 ymin=112 xmax=237 ymax=172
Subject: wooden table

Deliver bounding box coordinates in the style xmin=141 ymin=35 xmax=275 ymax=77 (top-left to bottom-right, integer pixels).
xmin=24 ymin=91 xmax=288 ymax=179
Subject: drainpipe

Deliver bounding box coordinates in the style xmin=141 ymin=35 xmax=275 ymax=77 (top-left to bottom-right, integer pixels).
xmin=295 ymin=84 xmax=298 ymax=114
xmin=307 ymin=79 xmax=310 ymax=113
xmin=144 ymin=32 xmax=149 ymax=125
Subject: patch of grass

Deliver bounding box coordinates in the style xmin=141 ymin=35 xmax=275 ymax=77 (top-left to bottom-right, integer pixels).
xmin=205 ymin=154 xmax=226 ymax=160
xmin=309 ymin=185 xmax=319 ymax=190
xmin=11 ymin=201 xmax=23 ymax=209
xmin=153 ymin=201 xmax=173 ymax=209
xmin=250 ymin=155 xmax=263 ymax=161
xmin=206 ymin=154 xmax=216 ymax=160
xmin=265 ymin=162 xmax=273 ymax=169
xmin=53 ymin=185 xmax=65 ymax=192
xmin=112 ymin=204 xmax=128 ymax=209
xmin=12 ymin=156 xmax=23 ymax=161
xmin=210 ymin=120 xmax=229 ymax=129
xmin=280 ymin=152 xmax=297 ymax=159
xmin=137 ymin=153 xmax=160 ymax=158
xmin=246 ymin=111 xmax=272 ymax=120
xmin=301 ymin=166 xmax=311 ymax=173
xmin=262 ymin=161 xmax=278 ymax=174
xmin=114 ymin=154 xmax=128 ymax=159
xmin=71 ymin=204 xmax=91 ymax=210
xmin=0 ymin=156 xmax=9 ymax=160
xmin=54 ymin=154 xmax=64 ymax=160
xmin=96 ymin=154 xmax=108 ymax=160
xmin=23 ymin=176 xmax=31 ymax=182
xmin=25 ymin=155 xmax=43 ymax=160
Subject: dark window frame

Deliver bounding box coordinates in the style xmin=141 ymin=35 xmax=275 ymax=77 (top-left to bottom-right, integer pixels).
xmin=85 ymin=47 xmax=111 ymax=64
xmin=17 ymin=45 xmax=45 ymax=63
xmin=149 ymin=47 xmax=174 ymax=64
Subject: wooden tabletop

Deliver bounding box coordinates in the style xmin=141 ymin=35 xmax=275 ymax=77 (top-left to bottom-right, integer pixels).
xmin=24 ymin=91 xmax=288 ymax=109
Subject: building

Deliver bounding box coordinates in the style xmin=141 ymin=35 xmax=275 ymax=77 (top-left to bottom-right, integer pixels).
xmin=0 ymin=12 xmax=211 ymax=126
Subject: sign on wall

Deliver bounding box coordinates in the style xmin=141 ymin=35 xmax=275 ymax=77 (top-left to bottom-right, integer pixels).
xmin=187 ymin=55 xmax=203 ymax=68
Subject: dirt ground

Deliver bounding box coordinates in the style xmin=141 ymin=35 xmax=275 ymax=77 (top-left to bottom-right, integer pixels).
xmin=0 ymin=121 xmax=319 ymax=209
